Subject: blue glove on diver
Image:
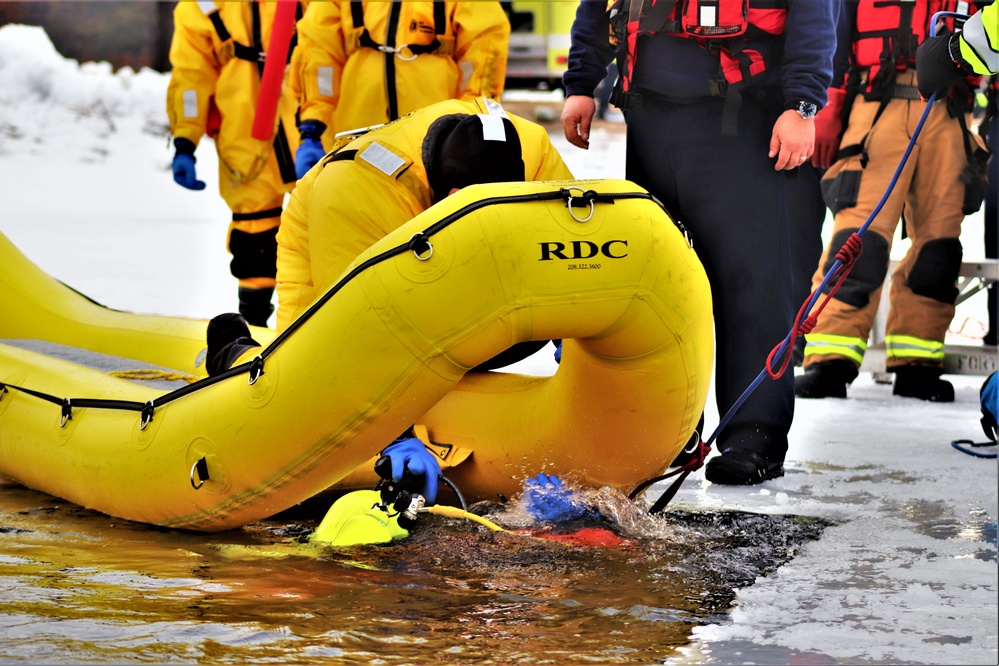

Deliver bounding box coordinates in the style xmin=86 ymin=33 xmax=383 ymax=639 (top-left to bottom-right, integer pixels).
xmin=981 ymin=371 xmax=998 ymax=442
xmin=376 ymin=436 xmax=441 ymax=505
xmin=522 ymin=473 xmax=595 ymax=523
xmin=171 ymin=138 xmax=206 ymax=191
xmin=295 ymin=120 xmax=327 ymax=179
xmin=553 ymin=339 xmax=563 ymax=364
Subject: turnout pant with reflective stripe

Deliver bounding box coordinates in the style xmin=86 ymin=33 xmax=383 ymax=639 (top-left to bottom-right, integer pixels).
xmin=805 ymin=72 xmax=973 ymax=371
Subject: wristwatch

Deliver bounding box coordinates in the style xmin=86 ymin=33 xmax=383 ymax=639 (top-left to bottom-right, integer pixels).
xmin=793 ymin=101 xmax=818 ymax=120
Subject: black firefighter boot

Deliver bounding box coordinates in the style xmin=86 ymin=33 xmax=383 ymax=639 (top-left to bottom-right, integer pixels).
xmin=892 ymin=365 xmax=955 ymax=402
xmin=238 ymin=286 xmax=275 ymax=328
xmin=795 ymin=359 xmax=859 ymax=399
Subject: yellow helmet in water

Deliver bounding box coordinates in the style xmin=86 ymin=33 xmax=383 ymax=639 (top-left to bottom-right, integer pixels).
xmin=310 ymin=490 xmax=410 ymax=547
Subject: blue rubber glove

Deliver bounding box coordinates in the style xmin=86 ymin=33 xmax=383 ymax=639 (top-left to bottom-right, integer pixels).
xmin=171 ymin=138 xmax=205 ymax=191
xmin=981 ymin=371 xmax=997 ymax=442
xmin=553 ymin=339 xmax=562 ymax=364
xmin=295 ymin=120 xmax=327 ymax=179
xmin=522 ymin=473 xmax=595 ymax=522
xmin=380 ymin=437 xmax=440 ymax=504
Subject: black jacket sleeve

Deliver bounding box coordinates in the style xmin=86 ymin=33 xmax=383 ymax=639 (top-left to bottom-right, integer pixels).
xmin=562 ymin=0 xmax=616 ymax=98
xmin=781 ymin=0 xmax=839 ymax=109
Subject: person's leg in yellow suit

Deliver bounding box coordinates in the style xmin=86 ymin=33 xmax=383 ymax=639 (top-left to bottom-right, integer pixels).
xmin=218 ymin=146 xmax=294 ymax=327
xmin=227 ymin=212 xmax=280 ymax=327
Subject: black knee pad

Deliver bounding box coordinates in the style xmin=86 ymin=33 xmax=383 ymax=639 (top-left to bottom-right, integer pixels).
xmin=821 ymin=229 xmax=889 ymax=308
xmin=229 ymin=227 xmax=278 ymax=279
xmin=908 ymin=238 xmax=963 ymax=304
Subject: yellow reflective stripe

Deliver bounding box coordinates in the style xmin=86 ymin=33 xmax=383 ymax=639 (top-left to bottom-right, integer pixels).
xmin=885 ymin=335 xmax=945 ymax=361
xmin=802 ymin=334 xmax=867 ymax=365
xmin=959 ymin=7 xmax=998 ymax=76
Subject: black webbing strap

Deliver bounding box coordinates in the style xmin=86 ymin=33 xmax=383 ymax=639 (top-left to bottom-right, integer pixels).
xmin=835 ymin=95 xmax=891 ymax=167
xmin=351 ymin=0 xmax=446 ymax=57
xmin=232 ymin=206 xmax=283 ymax=222
xmin=953 ymin=97 xmax=992 ymax=183
xmin=273 ymin=119 xmax=297 ymax=184
xmin=251 ymin=1 xmax=264 ymax=76
xmin=207 ymin=10 xmax=231 ymax=42
xmin=206 ymin=1 xmax=303 ymax=67
xmin=638 ymin=0 xmax=679 ymax=34
xmin=0 ymin=381 xmax=151 ymax=427
xmin=385 ymin=0 xmax=403 ymax=120
xmin=206 ymin=7 xmax=263 ymax=64
xmin=897 ymin=1 xmax=917 ymax=62
xmin=350 ymin=0 xmax=364 ymax=31
xmin=1 ymin=189 xmax=671 ymax=428
xmin=433 ymin=0 xmax=446 ymax=37
xmin=321 ymin=149 xmax=358 ymax=167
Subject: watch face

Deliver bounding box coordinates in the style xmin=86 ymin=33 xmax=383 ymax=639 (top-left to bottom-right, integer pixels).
xmin=797 ymin=102 xmax=818 ymax=119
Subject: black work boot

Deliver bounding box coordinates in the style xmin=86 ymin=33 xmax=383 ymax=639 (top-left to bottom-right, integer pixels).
xmin=892 ymin=365 xmax=954 ymax=402
xmin=705 ymin=449 xmax=784 ymax=485
xmin=795 ymin=359 xmax=859 ymax=399
xmin=238 ymin=286 xmax=275 ymax=328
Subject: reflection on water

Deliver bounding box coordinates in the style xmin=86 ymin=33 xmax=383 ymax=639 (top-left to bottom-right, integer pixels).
xmin=0 ymin=484 xmax=828 ymax=664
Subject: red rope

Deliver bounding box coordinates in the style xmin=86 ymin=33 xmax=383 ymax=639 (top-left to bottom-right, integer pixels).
xmin=766 ymin=233 xmax=864 ymax=379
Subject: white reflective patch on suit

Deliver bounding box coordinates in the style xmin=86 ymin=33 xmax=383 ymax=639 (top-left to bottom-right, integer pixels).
xmin=197 ymin=1 xmax=216 ymax=15
xmin=478 ymin=114 xmax=506 ymax=142
xmin=460 ymin=60 xmax=473 ymax=94
xmin=358 ymin=143 xmax=406 ymax=176
xmin=482 ymin=97 xmax=508 ymax=118
xmin=182 ymin=89 xmax=198 ymax=118
xmin=317 ymin=66 xmax=334 ymax=97
xmin=956 ymin=1 xmax=969 ymax=14
xmin=699 ymin=6 xmax=717 ymax=27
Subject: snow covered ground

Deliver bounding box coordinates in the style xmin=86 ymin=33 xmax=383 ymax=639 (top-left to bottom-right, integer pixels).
xmin=0 ymin=25 xmax=996 ymax=665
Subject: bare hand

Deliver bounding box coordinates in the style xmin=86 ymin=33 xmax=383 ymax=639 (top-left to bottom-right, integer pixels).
xmin=769 ymin=109 xmax=815 ymax=171
xmin=561 ymin=95 xmax=596 ymax=150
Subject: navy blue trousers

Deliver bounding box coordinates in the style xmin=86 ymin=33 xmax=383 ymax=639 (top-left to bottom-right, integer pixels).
xmin=626 ymin=96 xmax=797 ymax=459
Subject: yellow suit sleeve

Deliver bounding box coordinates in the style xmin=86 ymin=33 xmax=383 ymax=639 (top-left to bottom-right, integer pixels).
xmin=166 ymin=1 xmax=220 ymax=147
xmin=451 ymin=1 xmax=511 ymax=100
xmin=295 ymin=1 xmax=346 ymax=128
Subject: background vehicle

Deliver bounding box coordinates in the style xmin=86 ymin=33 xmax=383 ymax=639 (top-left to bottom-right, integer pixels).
xmin=502 ymin=0 xmax=579 ymax=90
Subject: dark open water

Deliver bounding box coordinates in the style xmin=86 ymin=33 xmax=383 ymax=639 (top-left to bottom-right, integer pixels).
xmin=0 ymin=481 xmax=828 ymax=664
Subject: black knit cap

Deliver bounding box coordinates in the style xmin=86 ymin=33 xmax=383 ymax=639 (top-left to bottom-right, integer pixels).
xmin=424 ymin=113 xmax=525 ymax=203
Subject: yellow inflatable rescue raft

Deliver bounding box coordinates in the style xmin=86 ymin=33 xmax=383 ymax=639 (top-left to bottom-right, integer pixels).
xmin=0 ymin=179 xmax=713 ymax=531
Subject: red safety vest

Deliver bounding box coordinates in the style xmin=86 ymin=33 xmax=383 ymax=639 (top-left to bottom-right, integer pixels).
xmin=610 ymin=0 xmax=788 ymax=109
xmin=852 ymin=0 xmax=977 ymax=97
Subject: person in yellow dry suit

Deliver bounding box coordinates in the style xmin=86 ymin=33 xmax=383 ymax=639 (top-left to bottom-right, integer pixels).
xmin=204 ymin=97 xmax=572 ymax=506
xmin=291 ymin=0 xmax=511 ymax=177
xmin=205 ymin=96 xmax=573 ymax=376
xmin=166 ymin=0 xmax=303 ymax=327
